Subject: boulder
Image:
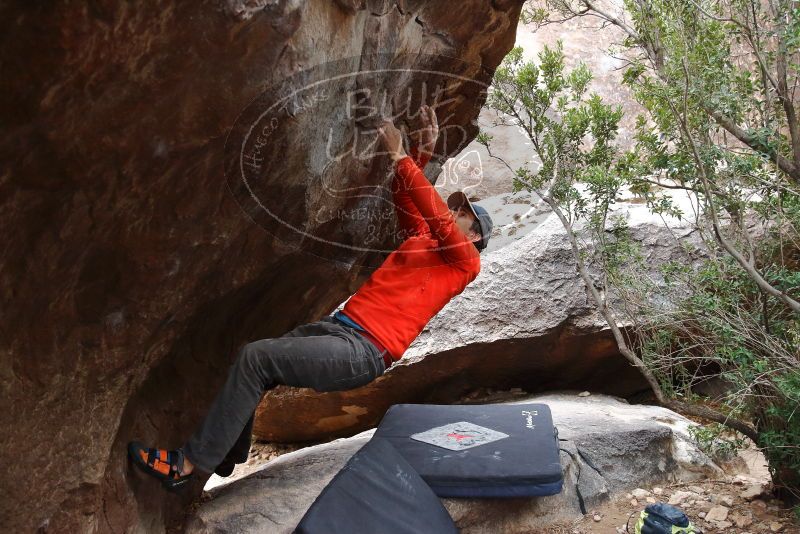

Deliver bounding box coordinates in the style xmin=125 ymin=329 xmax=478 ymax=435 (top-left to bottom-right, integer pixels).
xmin=254 ymin=208 xmax=703 ymax=442
xmin=188 ymin=394 xmax=720 ymax=533
xmin=0 ymin=1 xmax=526 ymax=531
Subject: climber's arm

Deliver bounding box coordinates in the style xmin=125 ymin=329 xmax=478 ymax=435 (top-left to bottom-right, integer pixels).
xmin=409 ymin=144 xmax=432 ymax=169
xmin=393 ymin=154 xmax=480 ymax=268
xmin=392 ymin=145 xmax=433 ymax=238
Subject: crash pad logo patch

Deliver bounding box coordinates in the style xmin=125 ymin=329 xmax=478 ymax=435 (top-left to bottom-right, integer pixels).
xmin=410 ymin=422 xmax=509 ymax=451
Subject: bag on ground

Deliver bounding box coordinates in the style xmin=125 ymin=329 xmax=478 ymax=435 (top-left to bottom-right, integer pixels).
xmin=630 ymin=502 xmax=700 ymax=534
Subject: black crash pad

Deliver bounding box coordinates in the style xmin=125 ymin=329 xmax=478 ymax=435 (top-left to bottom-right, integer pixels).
xmin=373 ymin=403 xmax=563 ymax=498
xmin=294 ymin=437 xmax=457 ymax=534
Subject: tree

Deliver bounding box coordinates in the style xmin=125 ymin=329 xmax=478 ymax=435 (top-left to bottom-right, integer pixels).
xmin=526 ymin=0 xmax=800 ymax=314
xmin=480 ymin=41 xmax=759 ymax=439
xmin=481 ymin=14 xmax=800 ymax=494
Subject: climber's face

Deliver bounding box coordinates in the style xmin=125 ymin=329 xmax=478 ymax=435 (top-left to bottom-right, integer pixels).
xmin=449 ymin=205 xmax=481 ymax=243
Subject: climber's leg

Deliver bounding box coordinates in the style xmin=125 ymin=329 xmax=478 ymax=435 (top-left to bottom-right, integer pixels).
xmin=181 ymin=316 xmax=385 ymax=474
xmin=214 ymin=318 xmax=344 ymax=477
xmin=210 ymin=413 xmax=254 ymax=478
xmin=214 ymin=319 xmax=339 ymax=473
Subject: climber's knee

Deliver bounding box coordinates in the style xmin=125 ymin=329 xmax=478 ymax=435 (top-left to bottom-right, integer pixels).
xmin=235 ymin=341 xmax=269 ymax=374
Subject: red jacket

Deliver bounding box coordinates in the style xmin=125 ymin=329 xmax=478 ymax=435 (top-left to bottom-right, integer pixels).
xmin=342 ymin=146 xmax=482 ymax=361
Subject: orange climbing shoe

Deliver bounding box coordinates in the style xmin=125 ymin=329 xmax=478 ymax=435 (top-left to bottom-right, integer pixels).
xmin=127 ymin=441 xmax=194 ymax=492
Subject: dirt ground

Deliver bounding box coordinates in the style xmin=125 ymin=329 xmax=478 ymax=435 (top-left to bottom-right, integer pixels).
xmin=564 ymin=480 xmax=799 ymax=534
xmin=523 ymin=445 xmax=800 ymax=534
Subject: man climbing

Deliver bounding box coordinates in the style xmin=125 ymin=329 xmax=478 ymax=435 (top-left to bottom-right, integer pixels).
xmin=128 ymin=105 xmax=494 ymax=491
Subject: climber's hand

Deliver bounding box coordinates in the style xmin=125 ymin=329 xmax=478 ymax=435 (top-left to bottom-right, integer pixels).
xmin=417 ymin=104 xmax=439 ymax=157
xmin=377 ymin=119 xmax=407 ymax=162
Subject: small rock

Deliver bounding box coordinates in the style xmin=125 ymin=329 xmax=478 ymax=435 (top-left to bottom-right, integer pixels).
xmin=769 ymin=522 xmax=783 ymax=532
xmin=740 ymin=483 xmax=765 ymax=501
xmin=688 ymin=485 xmax=704 ymax=494
xmin=698 ymin=512 xmax=706 ymax=519
xmin=652 ymin=487 xmax=663 ymax=495
xmin=593 ymin=514 xmax=601 ymax=522
xmin=731 ymin=513 xmax=753 ymax=528
xmin=646 ymin=497 xmax=656 ymax=504
xmin=705 ymin=505 xmax=729 ymax=522
xmin=631 ymin=488 xmax=650 ymax=499
xmin=668 ymin=490 xmax=696 ymax=505
xmin=710 ymin=494 xmax=734 ymax=507
xmin=578 ymin=391 xmax=591 ymax=397
xmin=630 ymin=499 xmax=638 ymax=506
xmin=716 ymin=520 xmax=732 ymax=529
xmin=699 ymin=502 xmax=714 ymax=512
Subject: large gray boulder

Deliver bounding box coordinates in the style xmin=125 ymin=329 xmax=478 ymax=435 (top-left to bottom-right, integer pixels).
xmin=188 ymin=393 xmax=719 ymax=533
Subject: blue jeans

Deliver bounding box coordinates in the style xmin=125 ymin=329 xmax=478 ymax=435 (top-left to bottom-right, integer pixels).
xmin=183 ymin=315 xmax=387 ymax=473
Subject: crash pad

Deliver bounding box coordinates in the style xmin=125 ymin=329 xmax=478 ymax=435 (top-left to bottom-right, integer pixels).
xmin=294 ymin=437 xmax=458 ymax=534
xmin=372 ymin=403 xmax=563 ymax=498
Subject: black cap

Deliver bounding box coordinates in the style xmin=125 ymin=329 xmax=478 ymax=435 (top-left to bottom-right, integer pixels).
xmin=447 ymin=191 xmax=494 ymax=252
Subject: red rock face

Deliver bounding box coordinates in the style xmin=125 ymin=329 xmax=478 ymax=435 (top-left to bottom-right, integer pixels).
xmin=0 ymin=1 xmax=526 ymax=531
